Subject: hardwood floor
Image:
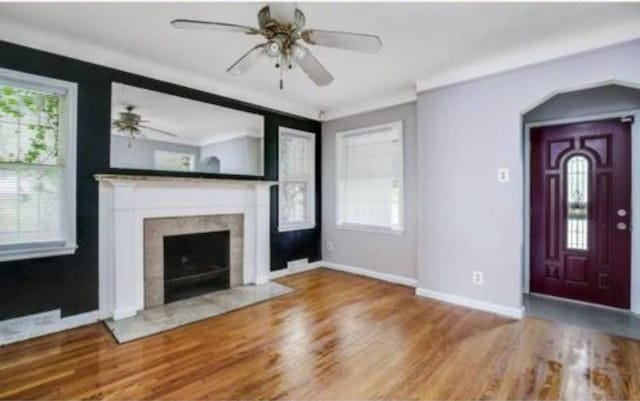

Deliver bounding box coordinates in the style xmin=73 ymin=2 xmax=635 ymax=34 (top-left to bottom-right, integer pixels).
xmin=1 ymin=268 xmax=639 ymax=400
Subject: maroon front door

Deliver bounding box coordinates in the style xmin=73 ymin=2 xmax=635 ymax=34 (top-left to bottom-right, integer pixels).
xmin=530 ymin=118 xmax=632 ymax=308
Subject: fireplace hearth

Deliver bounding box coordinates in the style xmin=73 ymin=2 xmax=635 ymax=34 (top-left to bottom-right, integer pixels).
xmin=163 ymin=231 xmax=230 ymax=303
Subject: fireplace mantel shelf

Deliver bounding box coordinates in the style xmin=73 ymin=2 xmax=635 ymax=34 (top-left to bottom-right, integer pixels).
xmin=94 ymin=174 xmax=277 ymax=186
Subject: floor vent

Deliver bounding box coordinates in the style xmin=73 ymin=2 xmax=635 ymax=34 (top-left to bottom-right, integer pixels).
xmin=287 ymin=258 xmax=309 ymax=272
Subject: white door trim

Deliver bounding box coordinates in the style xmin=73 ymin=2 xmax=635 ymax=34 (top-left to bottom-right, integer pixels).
xmin=523 ymin=109 xmax=640 ymax=313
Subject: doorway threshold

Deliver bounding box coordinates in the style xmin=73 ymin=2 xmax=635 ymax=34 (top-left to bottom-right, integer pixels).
xmin=524 ymin=293 xmax=640 ymax=340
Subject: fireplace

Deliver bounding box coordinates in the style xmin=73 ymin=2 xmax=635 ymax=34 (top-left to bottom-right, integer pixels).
xmin=163 ymin=231 xmax=230 ymax=303
xmin=97 ymin=175 xmax=275 ymax=321
xmin=143 ymin=214 xmax=244 ymax=308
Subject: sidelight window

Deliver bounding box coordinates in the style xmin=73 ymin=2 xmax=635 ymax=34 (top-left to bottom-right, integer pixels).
xmin=566 ymin=155 xmax=589 ymax=250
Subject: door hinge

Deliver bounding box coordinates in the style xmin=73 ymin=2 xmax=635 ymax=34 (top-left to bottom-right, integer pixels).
xmin=621 ymin=116 xmax=634 ymax=123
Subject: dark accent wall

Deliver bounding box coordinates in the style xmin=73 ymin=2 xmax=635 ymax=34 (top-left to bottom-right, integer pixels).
xmin=266 ymin=117 xmax=322 ymax=272
xmin=0 ymin=40 xmax=321 ymax=320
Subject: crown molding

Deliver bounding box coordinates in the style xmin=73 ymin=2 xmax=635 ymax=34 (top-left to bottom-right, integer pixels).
xmin=0 ymin=17 xmax=320 ymax=120
xmin=416 ymin=18 xmax=640 ymax=93
xmin=323 ymin=87 xmax=417 ymax=121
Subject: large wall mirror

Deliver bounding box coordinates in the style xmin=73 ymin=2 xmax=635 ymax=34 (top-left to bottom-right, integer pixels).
xmin=109 ymin=83 xmax=264 ymax=176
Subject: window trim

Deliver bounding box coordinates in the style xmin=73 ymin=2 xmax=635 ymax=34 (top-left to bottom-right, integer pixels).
xmin=0 ymin=67 xmax=78 ymax=262
xmin=335 ymin=121 xmax=404 ymax=234
xmin=277 ymin=127 xmax=316 ymax=232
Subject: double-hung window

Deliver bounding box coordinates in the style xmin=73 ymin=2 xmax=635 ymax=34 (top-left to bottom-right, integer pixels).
xmin=0 ymin=68 xmax=77 ymax=261
xmin=336 ymin=121 xmax=404 ymax=233
xmin=278 ymin=127 xmax=315 ymax=232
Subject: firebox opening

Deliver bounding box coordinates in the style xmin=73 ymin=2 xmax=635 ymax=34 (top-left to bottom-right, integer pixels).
xmin=163 ymin=230 xmax=230 ymax=303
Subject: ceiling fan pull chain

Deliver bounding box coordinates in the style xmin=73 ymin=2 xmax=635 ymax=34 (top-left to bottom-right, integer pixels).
xmin=279 ymin=54 xmax=285 ymax=90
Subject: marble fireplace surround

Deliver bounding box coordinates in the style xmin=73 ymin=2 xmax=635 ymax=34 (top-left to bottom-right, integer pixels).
xmin=144 ymin=214 xmax=244 ymax=308
xmin=97 ymin=175 xmax=276 ymax=321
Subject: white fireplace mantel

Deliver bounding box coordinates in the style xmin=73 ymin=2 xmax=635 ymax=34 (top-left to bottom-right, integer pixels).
xmin=96 ymin=174 xmax=277 ymax=320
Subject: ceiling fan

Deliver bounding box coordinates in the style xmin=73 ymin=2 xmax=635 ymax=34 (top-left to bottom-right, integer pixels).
xmin=112 ymin=105 xmax=179 ymax=147
xmin=171 ymin=3 xmax=382 ymax=89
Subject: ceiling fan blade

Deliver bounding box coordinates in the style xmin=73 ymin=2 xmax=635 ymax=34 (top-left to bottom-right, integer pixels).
xmin=171 ymin=19 xmax=259 ymax=35
xmin=291 ymin=44 xmax=334 ymax=87
xmin=227 ymin=44 xmax=266 ymax=76
xmin=268 ymin=2 xmax=297 ymax=23
xmin=301 ymin=29 xmax=382 ymax=54
xmin=257 ymin=6 xmax=271 ymax=30
xmin=138 ymin=125 xmax=179 ymax=138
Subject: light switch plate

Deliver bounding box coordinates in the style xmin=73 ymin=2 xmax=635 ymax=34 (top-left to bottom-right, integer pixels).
xmin=497 ymin=168 xmax=509 ymax=183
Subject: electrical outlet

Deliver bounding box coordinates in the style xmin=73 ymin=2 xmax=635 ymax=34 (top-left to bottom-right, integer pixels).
xmin=472 ymin=271 xmax=484 ymax=285
xmin=497 ymin=168 xmax=509 ymax=183
xmin=327 ymin=241 xmax=333 ymax=251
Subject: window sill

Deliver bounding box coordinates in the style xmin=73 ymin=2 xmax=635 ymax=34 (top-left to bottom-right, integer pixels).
xmin=336 ymin=223 xmax=404 ymax=235
xmin=278 ymin=223 xmax=317 ymax=233
xmin=0 ymin=244 xmax=78 ymax=263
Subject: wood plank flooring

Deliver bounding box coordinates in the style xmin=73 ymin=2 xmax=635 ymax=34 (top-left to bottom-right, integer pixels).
xmin=1 ymin=268 xmax=639 ymax=400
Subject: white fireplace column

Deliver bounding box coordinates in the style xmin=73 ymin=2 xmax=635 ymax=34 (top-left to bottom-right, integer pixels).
xmin=96 ymin=175 xmax=277 ymax=320
xmin=111 ymin=181 xmax=138 ymax=320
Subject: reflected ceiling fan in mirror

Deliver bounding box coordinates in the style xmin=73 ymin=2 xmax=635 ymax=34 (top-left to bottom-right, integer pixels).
xmin=112 ymin=105 xmax=179 ymax=147
xmin=171 ymin=3 xmax=382 ymax=89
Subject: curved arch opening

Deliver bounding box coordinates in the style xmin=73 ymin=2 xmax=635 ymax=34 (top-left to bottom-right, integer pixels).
xmin=523 ymin=81 xmax=640 ymax=312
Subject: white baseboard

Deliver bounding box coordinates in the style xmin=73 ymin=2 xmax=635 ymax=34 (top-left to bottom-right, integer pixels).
xmin=269 ymin=262 xmax=522 ymax=319
xmin=0 ymin=309 xmax=99 ymax=346
xmin=269 ymin=260 xmax=417 ymax=288
xmin=269 ymin=260 xmax=324 ymax=279
xmin=322 ymin=261 xmax=418 ymax=287
xmin=415 ymin=287 xmax=524 ymax=319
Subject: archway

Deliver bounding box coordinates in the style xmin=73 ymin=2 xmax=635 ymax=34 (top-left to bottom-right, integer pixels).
xmin=522 ymin=81 xmax=640 ymax=314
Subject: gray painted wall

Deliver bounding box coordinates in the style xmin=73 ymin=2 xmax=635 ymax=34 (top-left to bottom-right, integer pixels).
xmin=525 ymin=84 xmax=640 ymax=123
xmin=110 ymin=135 xmax=204 ymax=171
xmin=201 ymin=136 xmax=262 ymax=176
xmin=416 ymin=39 xmax=640 ymax=311
xmin=322 ymin=102 xmax=418 ymax=280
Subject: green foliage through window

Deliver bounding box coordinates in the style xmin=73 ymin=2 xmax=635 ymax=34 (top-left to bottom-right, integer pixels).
xmin=0 ymin=84 xmax=61 ymax=165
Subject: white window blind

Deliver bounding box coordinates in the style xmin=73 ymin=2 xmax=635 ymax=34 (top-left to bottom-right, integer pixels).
xmin=278 ymin=128 xmax=315 ymax=231
xmin=0 ymin=68 xmax=77 ymax=261
xmin=336 ymin=121 xmax=403 ymax=232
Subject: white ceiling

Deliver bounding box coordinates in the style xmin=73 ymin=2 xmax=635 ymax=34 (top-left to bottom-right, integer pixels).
xmin=1 ymin=2 xmax=639 ymax=120
xmin=111 ymin=82 xmax=263 ymax=145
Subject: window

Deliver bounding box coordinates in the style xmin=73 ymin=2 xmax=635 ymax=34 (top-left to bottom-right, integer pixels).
xmin=336 ymin=121 xmax=403 ymax=233
xmin=278 ymin=127 xmax=315 ymax=232
xmin=0 ymin=68 xmax=77 ymax=262
xmin=566 ymin=155 xmax=589 ymax=250
xmin=154 ymin=150 xmax=195 ymax=172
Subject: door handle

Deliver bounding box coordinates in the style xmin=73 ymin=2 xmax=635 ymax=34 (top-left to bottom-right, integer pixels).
xmin=617 ymin=222 xmax=628 ymax=231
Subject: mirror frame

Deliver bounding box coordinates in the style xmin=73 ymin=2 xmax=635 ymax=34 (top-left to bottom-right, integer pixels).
xmin=105 ymin=75 xmax=281 ymax=181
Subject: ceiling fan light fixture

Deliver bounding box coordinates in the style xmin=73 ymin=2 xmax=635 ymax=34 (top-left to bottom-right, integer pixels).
xmin=172 ymin=2 xmax=382 ymax=88
xmin=265 ymin=38 xmax=284 ymax=58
